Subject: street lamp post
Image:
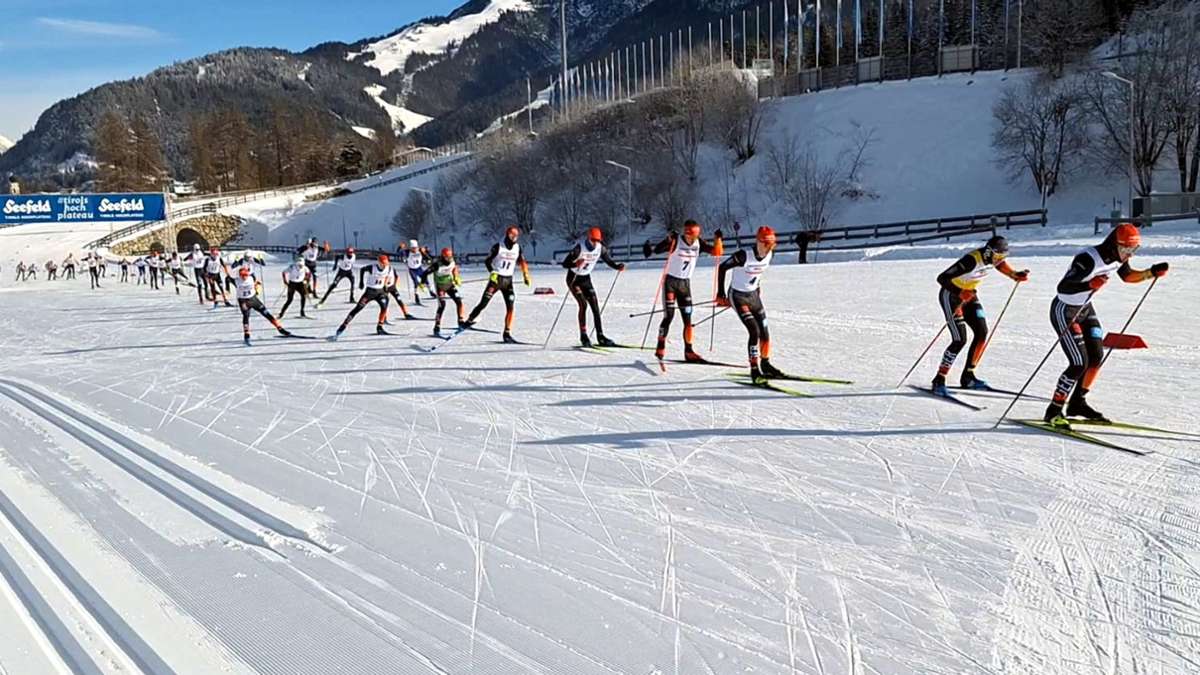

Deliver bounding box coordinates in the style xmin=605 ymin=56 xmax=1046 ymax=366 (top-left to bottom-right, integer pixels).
xmin=1103 ymin=71 xmax=1136 ymax=219
xmin=605 ymin=160 xmax=634 ymax=256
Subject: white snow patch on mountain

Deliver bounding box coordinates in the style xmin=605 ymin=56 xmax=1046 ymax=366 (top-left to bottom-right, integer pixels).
xmin=0 ymin=135 xmax=12 ymax=154
xmin=351 ymin=126 xmax=377 ymax=140
xmin=348 ymin=0 xmax=533 ymax=76
xmin=364 ymin=85 xmax=433 ymax=133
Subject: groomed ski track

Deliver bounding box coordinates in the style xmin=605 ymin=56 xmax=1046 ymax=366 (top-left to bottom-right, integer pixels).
xmin=0 ymin=253 xmax=1197 ymax=674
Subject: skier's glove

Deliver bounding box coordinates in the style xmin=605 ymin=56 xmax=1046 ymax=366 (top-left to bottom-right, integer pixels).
xmin=959 ymin=288 xmax=977 ymax=302
xmin=714 ymin=295 xmax=731 ymax=308
xmin=1013 ymin=270 xmax=1030 ymax=282
xmin=1088 ymin=275 xmax=1108 ymax=290
xmin=616 ymin=263 xmax=626 ymax=272
xmin=522 ymin=271 xmax=532 ymax=287
xmin=489 ymin=272 xmax=499 ymax=284
xmin=1151 ymin=262 xmax=1169 ymax=278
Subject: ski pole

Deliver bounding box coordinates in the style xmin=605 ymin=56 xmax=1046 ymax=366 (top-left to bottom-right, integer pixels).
xmin=709 ymin=255 xmax=721 ymax=351
xmin=896 ymin=324 xmax=948 ymax=388
xmin=993 ymin=291 xmax=1097 ymax=429
xmin=693 ymin=306 xmax=730 ymax=329
xmin=976 ymin=281 xmax=1021 ymax=366
xmin=628 ymin=299 xmax=718 ymax=319
xmin=592 ymin=270 xmax=622 ymax=339
xmin=1098 ymin=276 xmax=1158 ymax=370
xmin=542 ymin=284 xmax=573 ymax=349
xmin=640 ymin=256 xmax=672 ymax=350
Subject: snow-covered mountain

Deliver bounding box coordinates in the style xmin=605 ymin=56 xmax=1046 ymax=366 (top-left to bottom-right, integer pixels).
xmin=0 ymin=135 xmax=13 ymax=155
xmin=0 ymin=0 xmax=759 ymax=182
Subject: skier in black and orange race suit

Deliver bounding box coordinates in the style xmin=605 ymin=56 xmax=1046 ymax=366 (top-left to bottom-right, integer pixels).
xmin=232 ymin=266 xmax=291 ymax=346
xmin=462 ymin=226 xmax=531 ymax=344
xmin=204 ymin=247 xmax=234 ymax=308
xmin=425 ymin=247 xmax=466 ymax=337
xmin=1043 ymin=223 xmax=1168 ymax=428
xmin=560 ymin=227 xmax=625 ymax=347
xmin=930 ymin=235 xmax=1030 ymax=396
xmin=185 ymin=244 xmax=209 ymax=302
xmin=717 ymin=226 xmax=780 ymax=383
xmin=643 ymin=219 xmax=723 ymax=361
xmin=330 ymin=254 xmax=397 ymax=340
xmin=319 ymin=247 xmax=358 ymax=305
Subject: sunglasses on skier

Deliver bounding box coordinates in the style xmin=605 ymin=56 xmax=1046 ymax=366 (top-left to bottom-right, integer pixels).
xmin=1117 ymin=243 xmax=1140 ymax=259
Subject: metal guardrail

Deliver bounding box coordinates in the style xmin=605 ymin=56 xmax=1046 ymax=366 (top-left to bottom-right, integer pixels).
xmin=1093 ymin=211 xmax=1200 ymax=234
xmin=555 ymin=209 xmax=1047 ymax=261
xmin=349 ymin=154 xmax=472 ymax=195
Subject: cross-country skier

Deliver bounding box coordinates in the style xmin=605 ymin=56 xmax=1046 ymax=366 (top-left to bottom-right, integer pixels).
xmin=299 ymin=238 xmax=322 ymax=298
xmin=119 ymin=258 xmax=130 ymax=283
xmin=643 ymin=220 xmax=723 ymax=362
xmin=461 ymin=226 xmax=531 ymax=344
xmin=405 ymin=239 xmax=428 ymax=305
xmin=15 ymin=261 xmax=26 ymax=282
xmin=25 ymin=262 xmax=38 ymax=280
xmin=86 ymin=254 xmax=101 ymax=289
xmin=717 ymin=226 xmax=780 ymax=382
xmin=148 ymin=252 xmax=163 ymax=290
xmin=319 ymin=248 xmax=358 ymax=305
xmin=930 ymin=235 xmax=1030 ymax=395
xmin=185 ymin=244 xmax=208 ymax=303
xmin=135 ymin=256 xmax=147 ymax=285
xmin=45 ymin=260 xmax=58 ymax=281
xmin=425 ymin=247 xmax=465 ymax=337
xmin=278 ymin=257 xmax=313 ymax=319
xmin=1043 ymin=224 xmax=1168 ymax=427
xmin=204 ymin=247 xmax=233 ymax=308
xmin=232 ymin=266 xmax=291 ymax=345
xmin=560 ymin=227 xmax=625 ymax=347
xmin=330 ymin=254 xmax=396 ymax=340
xmin=167 ymin=252 xmax=184 ymax=294
xmin=62 ymin=253 xmax=76 ymax=280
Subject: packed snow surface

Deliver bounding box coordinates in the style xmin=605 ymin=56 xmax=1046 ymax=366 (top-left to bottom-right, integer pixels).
xmin=350 ymin=0 xmax=534 ymax=77
xmin=0 ymin=227 xmax=1197 ymax=673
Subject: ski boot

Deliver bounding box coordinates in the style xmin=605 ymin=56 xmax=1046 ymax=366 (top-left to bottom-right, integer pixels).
xmin=277 ymin=328 xmax=292 ymax=338
xmin=580 ymin=332 xmax=593 ymax=348
xmin=959 ymin=370 xmax=991 ymax=391
xmin=328 ymin=327 xmax=344 ymax=342
xmin=459 ymin=318 xmax=476 ymax=329
xmin=243 ymin=335 xmax=252 ymax=346
xmin=1066 ymin=388 xmax=1109 ymax=422
xmin=502 ymin=332 xmax=518 ymax=344
xmin=931 ymin=375 xmax=950 ymax=397
xmin=684 ymin=349 xmax=706 ymax=364
xmin=433 ymin=326 xmax=442 ymax=338
xmin=1044 ymin=402 xmax=1071 ymax=429
xmin=376 ymin=325 xmax=390 ymax=336
xmin=596 ymin=335 xmax=617 ymax=348
xmin=760 ymin=359 xmax=786 ymax=379
xmin=749 ymin=365 xmax=768 ymax=386
xmin=654 ymin=337 xmax=666 ymax=361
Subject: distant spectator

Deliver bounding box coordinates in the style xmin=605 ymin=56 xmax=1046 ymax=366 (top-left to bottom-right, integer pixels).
xmin=7 ymin=174 xmax=19 ymax=195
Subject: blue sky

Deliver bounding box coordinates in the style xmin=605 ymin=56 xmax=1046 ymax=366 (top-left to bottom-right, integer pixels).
xmin=0 ymin=0 xmax=464 ymax=141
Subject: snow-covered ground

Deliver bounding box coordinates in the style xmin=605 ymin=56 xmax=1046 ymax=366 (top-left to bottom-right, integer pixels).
xmin=0 ymin=224 xmax=1197 ymax=673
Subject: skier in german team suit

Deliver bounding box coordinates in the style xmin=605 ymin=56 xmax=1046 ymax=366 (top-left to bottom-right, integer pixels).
xmin=319 ymin=248 xmax=358 ymax=305
xmin=1043 ymin=224 xmax=1168 ymax=428
xmin=330 ymin=254 xmax=397 ymax=340
xmin=930 ymin=235 xmax=1029 ymax=396
xmin=184 ymin=244 xmax=209 ymax=302
xmin=461 ymin=226 xmax=531 ymax=344
xmin=298 ymin=238 xmax=322 ymax=298
xmin=203 ymin=247 xmax=234 ymax=308
xmin=717 ymin=226 xmax=781 ymax=383
xmin=425 ymin=247 xmax=466 ymax=337
xmin=643 ymin=219 xmax=723 ymax=362
xmin=231 ymin=266 xmax=291 ymax=345
xmin=560 ymin=227 xmax=624 ymax=347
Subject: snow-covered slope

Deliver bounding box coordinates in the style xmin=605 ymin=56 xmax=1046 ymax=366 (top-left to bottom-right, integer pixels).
xmin=364 ymin=84 xmax=433 ymax=133
xmin=349 ymin=0 xmax=535 ymax=76
xmin=0 ymin=135 xmax=13 ymax=155
xmin=0 ymin=232 xmax=1196 ymax=673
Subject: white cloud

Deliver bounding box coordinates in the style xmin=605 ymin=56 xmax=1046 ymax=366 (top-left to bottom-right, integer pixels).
xmin=36 ymin=18 xmax=166 ymax=41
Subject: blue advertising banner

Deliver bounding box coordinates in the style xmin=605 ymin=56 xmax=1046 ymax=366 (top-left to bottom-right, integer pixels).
xmin=0 ymin=193 xmax=167 ymax=226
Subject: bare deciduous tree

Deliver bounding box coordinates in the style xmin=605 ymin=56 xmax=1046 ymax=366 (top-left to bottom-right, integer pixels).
xmin=759 ymin=129 xmax=875 ymax=233
xmin=992 ymin=77 xmax=1089 ymax=200
xmin=390 ymin=191 xmax=429 ymax=241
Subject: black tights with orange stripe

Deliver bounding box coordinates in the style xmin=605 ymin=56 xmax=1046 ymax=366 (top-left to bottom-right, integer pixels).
xmin=657 ymin=276 xmax=695 ymax=354
xmin=731 ymin=289 xmax=769 ymax=367
xmin=936 ymin=287 xmax=988 ymax=385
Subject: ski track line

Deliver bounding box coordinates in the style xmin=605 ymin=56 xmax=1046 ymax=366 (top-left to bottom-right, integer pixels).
xmin=0 ymin=487 xmax=173 ymax=674
xmin=0 ymin=523 xmax=104 ymax=675
xmin=0 ymin=378 xmax=331 ymax=555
